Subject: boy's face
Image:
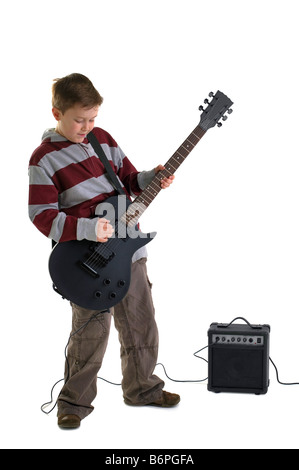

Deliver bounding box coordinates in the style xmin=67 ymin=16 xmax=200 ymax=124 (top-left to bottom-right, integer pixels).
xmin=52 ymin=104 xmax=99 ymax=143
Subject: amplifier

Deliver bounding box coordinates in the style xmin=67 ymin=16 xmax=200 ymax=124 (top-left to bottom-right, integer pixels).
xmin=208 ymin=320 xmax=270 ymax=395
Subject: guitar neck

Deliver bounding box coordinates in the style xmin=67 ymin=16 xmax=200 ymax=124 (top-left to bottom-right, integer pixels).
xmin=123 ymin=123 xmax=206 ymax=228
xmin=135 ymin=123 xmax=206 ymax=209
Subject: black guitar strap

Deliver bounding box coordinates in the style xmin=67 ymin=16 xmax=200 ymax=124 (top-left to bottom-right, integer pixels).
xmin=52 ymin=131 xmax=125 ymax=302
xmin=87 ymin=130 xmax=126 ymax=196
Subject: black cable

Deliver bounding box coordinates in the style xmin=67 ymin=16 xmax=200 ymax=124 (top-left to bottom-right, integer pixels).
xmin=41 ymin=344 xmax=208 ymax=414
xmin=41 ymin=310 xmax=108 ymax=414
xmin=193 ymin=344 xmax=209 ymax=363
xmin=98 ymin=345 xmax=209 ymax=385
xmin=269 ymin=357 xmax=299 ymax=386
xmin=40 ymin=378 xmax=64 ymax=414
xmin=156 ymin=363 xmax=207 ymax=383
xmin=97 ymin=376 xmax=121 ymax=386
xmin=97 ymin=346 xmax=210 ymax=386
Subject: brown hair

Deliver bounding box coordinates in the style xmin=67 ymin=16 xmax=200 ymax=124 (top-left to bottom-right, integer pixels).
xmin=52 ymin=73 xmax=103 ymax=114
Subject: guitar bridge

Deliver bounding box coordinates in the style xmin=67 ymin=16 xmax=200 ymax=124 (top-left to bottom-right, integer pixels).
xmin=80 ymin=244 xmax=115 ymax=278
xmin=80 ymin=261 xmax=100 ymax=278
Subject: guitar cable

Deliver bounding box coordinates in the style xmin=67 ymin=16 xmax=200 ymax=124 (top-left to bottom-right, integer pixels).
xmin=41 ymin=310 xmax=107 ymax=414
xmin=40 ymin=316 xmax=299 ymax=415
xmin=40 ymin=317 xmax=209 ymax=415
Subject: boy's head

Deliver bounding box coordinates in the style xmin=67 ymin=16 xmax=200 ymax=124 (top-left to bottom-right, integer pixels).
xmin=52 ymin=73 xmax=103 ymax=143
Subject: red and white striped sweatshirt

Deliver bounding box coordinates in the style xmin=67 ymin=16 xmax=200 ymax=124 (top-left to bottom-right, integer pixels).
xmin=28 ymin=127 xmax=155 ymax=260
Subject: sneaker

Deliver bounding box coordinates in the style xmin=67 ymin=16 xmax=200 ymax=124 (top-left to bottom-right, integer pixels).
xmin=147 ymin=391 xmax=180 ymax=407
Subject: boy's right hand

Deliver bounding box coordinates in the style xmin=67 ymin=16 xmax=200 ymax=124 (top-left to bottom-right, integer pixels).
xmin=97 ymin=218 xmax=114 ymax=242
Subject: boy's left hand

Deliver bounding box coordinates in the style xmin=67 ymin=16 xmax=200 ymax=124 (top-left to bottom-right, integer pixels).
xmin=155 ymin=164 xmax=175 ymax=189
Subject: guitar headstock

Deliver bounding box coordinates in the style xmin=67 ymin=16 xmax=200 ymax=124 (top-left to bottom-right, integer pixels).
xmin=199 ymin=91 xmax=233 ymax=131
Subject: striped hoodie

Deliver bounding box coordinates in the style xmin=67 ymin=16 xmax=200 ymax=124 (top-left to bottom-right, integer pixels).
xmin=28 ymin=127 xmax=155 ymax=259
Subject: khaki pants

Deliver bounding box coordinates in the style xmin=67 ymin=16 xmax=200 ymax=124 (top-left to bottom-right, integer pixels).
xmin=57 ymin=258 xmax=164 ymax=419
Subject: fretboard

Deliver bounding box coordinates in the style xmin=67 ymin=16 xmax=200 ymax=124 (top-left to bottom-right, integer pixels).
xmin=123 ymin=123 xmax=206 ymax=227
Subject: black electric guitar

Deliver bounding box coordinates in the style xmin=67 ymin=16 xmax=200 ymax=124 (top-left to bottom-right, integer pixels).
xmin=49 ymin=91 xmax=233 ymax=310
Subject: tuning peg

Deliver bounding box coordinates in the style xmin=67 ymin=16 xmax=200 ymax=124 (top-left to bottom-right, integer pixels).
xmin=198 ymin=105 xmax=204 ymax=111
xmin=217 ymin=122 xmax=222 ymax=127
xmin=209 ymin=92 xmax=214 ymax=97
xmin=222 ymin=115 xmax=228 ymax=121
xmin=204 ymin=98 xmax=210 ymax=104
xmin=227 ymin=108 xmax=233 ymax=114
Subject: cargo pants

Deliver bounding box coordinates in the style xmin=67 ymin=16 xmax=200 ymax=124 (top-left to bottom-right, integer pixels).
xmin=57 ymin=258 xmax=164 ymax=419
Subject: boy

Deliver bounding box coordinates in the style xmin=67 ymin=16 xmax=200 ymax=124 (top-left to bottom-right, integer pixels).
xmin=28 ymin=73 xmax=179 ymax=429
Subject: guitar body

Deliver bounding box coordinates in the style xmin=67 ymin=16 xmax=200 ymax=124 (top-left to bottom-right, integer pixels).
xmin=49 ymin=196 xmax=156 ymax=310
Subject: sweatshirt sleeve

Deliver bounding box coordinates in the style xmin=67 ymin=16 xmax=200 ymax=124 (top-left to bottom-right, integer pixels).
xmin=28 ymin=163 xmax=98 ymax=242
xmin=137 ymin=169 xmax=156 ymax=190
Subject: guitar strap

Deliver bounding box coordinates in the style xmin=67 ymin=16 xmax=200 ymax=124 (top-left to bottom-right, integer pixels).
xmin=52 ymin=130 xmax=125 ymax=301
xmin=87 ymin=130 xmax=126 ymax=196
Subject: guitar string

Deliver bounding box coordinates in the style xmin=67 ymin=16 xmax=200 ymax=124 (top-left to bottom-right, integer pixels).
xmin=85 ymin=127 xmax=204 ymax=269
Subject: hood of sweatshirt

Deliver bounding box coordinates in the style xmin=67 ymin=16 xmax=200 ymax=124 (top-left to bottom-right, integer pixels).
xmin=42 ymin=128 xmax=91 ymax=149
xmin=42 ymin=128 xmax=67 ymax=142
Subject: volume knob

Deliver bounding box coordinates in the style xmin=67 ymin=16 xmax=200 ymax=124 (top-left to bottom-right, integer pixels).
xmin=118 ymin=280 xmax=126 ymax=287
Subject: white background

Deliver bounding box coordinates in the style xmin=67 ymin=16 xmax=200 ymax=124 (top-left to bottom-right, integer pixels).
xmin=1 ymin=0 xmax=299 ymax=450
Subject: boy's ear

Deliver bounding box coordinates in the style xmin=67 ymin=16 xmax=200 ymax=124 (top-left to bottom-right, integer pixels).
xmin=52 ymin=107 xmax=62 ymax=121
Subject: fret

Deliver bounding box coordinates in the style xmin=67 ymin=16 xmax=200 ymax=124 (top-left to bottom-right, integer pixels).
xmin=185 ymin=139 xmax=195 ymax=147
xmin=175 ymin=149 xmax=186 ymax=159
xmin=138 ymin=192 xmax=152 ymax=205
xmin=191 ymin=132 xmax=200 ymax=142
xmin=180 ymin=146 xmax=189 ymax=154
xmin=149 ymin=179 xmax=162 ymax=192
xmin=167 ymin=160 xmax=178 ymax=172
